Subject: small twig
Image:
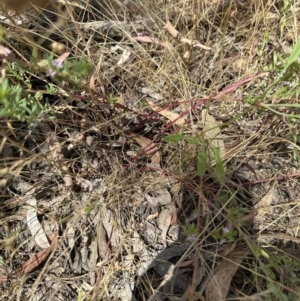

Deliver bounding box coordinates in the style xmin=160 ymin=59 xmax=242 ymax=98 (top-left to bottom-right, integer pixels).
xmin=163 ymin=21 xmax=212 ymax=51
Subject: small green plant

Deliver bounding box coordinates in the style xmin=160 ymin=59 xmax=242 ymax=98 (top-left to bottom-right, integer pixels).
xmin=254 ymin=253 xmax=300 ymax=301
xmin=163 ymin=128 xmax=225 ymax=183
xmin=0 ymin=78 xmax=50 ymax=124
xmin=108 ymin=93 xmax=117 ymax=103
xmin=211 ymin=225 xmax=238 ymax=243
xmin=0 ymin=50 xmax=92 ymax=125
xmin=182 ymin=222 xmax=199 ymax=242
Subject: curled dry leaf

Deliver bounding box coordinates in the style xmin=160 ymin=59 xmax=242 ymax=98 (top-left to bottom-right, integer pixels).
xmin=111 ymin=45 xmax=131 ymax=65
xmin=205 ymin=250 xmax=245 ymax=301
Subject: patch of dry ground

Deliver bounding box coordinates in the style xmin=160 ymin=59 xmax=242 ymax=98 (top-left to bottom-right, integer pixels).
xmin=0 ymin=0 xmax=300 ymax=300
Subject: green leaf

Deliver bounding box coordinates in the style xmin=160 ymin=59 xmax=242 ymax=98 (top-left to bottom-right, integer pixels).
xmin=213 ymin=147 xmax=225 ymax=184
xmin=31 ymin=48 xmax=39 ymax=65
xmin=0 ymin=27 xmax=4 ymax=42
xmin=197 ymin=151 xmax=207 ymax=178
xmin=163 ymin=133 xmax=182 ymax=143
xmin=273 ymin=39 xmax=300 ymax=86
xmin=280 ymin=61 xmax=300 ymax=81
xmin=185 ymin=136 xmax=201 ymax=145
xmin=0 ymin=78 xmax=8 ymax=98
xmin=108 ymin=94 xmax=117 ymax=103
xmin=0 ymin=109 xmax=8 ymax=117
xmin=286 ymin=39 xmax=300 ymax=68
xmin=31 ymin=101 xmax=38 ymax=113
xmin=163 ymin=128 xmax=183 ymax=143
xmin=273 ymin=86 xmax=288 ymax=96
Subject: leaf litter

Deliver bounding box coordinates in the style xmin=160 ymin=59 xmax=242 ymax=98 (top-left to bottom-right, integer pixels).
xmin=1 ymin=0 xmax=300 ymax=300
xmin=205 ymin=251 xmax=246 ymax=301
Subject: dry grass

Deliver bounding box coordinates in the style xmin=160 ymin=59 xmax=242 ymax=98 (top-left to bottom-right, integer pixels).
xmin=0 ymin=0 xmax=300 ymax=300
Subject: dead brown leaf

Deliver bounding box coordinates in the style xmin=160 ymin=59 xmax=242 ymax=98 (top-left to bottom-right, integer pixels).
xmin=0 ymin=274 xmax=8 ymax=282
xmin=133 ymin=134 xmax=161 ymax=164
xmin=254 ymin=186 xmax=276 ymax=230
xmin=96 ymin=222 xmax=110 ymax=259
xmin=157 ymin=206 xmax=173 ymax=245
xmin=26 ymin=195 xmax=50 ymax=249
xmin=0 ymin=267 xmax=10 ymax=283
xmin=202 ymin=109 xmax=226 ymax=163
xmin=148 ymin=101 xmax=185 ymax=126
xmin=205 ymin=250 xmax=245 ymax=301
xmin=15 ymin=231 xmax=58 ymax=277
xmin=145 ymin=188 xmax=172 ymax=206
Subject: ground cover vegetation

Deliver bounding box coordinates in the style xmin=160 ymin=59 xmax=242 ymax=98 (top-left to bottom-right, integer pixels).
xmin=0 ymin=0 xmax=300 ymax=300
